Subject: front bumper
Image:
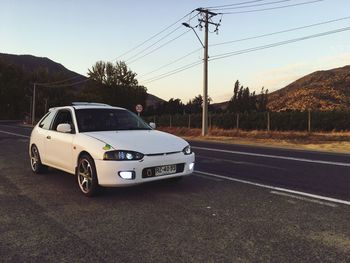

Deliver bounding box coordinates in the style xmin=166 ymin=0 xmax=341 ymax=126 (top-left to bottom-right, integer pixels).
xmin=95 ymin=152 xmax=195 ymax=187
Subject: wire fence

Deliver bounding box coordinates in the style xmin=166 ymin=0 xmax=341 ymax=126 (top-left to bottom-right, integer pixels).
xmin=144 ymin=111 xmax=350 ymax=132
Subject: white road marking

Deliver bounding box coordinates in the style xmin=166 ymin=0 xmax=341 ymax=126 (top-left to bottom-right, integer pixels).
xmin=0 ymin=124 xmax=33 ymax=130
xmin=195 ymin=173 xmax=223 ymax=181
xmin=270 ymin=191 xmax=338 ymax=208
xmin=197 ymin=155 xmax=285 ymax=170
xmin=193 ymin=146 xmax=350 ymax=167
xmin=0 ymin=130 xmax=30 ymax=138
xmin=194 ymin=170 xmax=350 ymax=206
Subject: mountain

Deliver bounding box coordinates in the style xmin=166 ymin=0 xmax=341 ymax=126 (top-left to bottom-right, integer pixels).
xmin=0 ymin=53 xmax=166 ymax=107
xmin=0 ymin=53 xmax=85 ymax=79
xmin=267 ymin=65 xmax=350 ymax=111
xmin=211 ymin=65 xmax=350 ymax=112
xmin=211 ymin=101 xmax=229 ymax=111
xmin=145 ymin=93 xmax=165 ymax=108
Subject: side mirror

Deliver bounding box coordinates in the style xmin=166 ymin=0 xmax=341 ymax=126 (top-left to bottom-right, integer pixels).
xmin=149 ymin=122 xmax=156 ymax=129
xmin=57 ymin=123 xmax=72 ymax=133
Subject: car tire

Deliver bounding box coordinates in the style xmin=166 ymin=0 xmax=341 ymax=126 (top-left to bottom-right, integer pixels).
xmin=77 ymin=154 xmax=99 ymax=197
xmin=30 ymin=145 xmax=47 ymax=174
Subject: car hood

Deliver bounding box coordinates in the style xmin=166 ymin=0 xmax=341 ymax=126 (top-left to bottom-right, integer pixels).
xmin=84 ymin=130 xmax=188 ymax=154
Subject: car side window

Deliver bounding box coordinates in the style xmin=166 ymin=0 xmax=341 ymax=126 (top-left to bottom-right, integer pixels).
xmin=38 ymin=111 xmax=56 ymax=130
xmin=51 ymin=110 xmax=75 ymax=133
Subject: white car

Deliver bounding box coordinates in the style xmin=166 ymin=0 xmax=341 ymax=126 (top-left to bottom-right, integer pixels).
xmin=29 ymin=103 xmax=195 ymax=196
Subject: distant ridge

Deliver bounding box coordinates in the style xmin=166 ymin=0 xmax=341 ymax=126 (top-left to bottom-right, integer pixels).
xmin=268 ymin=65 xmax=350 ymax=111
xmin=210 ymin=65 xmax=350 ymax=112
xmin=0 ymin=53 xmax=166 ymax=106
xmin=0 ymin=53 xmax=85 ymax=79
xmin=146 ymin=93 xmax=165 ymax=108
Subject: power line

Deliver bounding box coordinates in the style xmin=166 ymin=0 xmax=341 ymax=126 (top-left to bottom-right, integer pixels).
xmin=127 ymin=29 xmax=192 ymax=65
xmin=209 ymin=0 xmax=293 ymax=11
xmin=140 ymin=25 xmax=350 ymax=84
xmin=210 ymin=26 xmax=350 ymax=61
xmin=114 ymin=10 xmax=195 ymax=61
xmin=139 ymin=16 xmax=350 ymax=80
xmin=38 ymin=78 xmax=90 ymax=88
xmin=35 ymin=75 xmax=82 ymax=86
xmin=124 ymin=25 xmax=184 ymax=62
xmin=122 ymin=14 xmax=198 ymax=65
xmin=210 ymin=16 xmax=350 ymax=47
xmin=219 ymin=0 xmax=323 ymax=14
xmin=204 ymin=0 xmax=266 ymax=9
xmin=141 ymin=60 xmax=202 ymax=84
xmin=138 ymin=48 xmax=202 ymax=78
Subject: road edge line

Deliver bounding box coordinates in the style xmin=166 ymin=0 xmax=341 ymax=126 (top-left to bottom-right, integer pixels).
xmin=192 ymin=146 xmax=350 ymax=167
xmin=0 ymin=130 xmax=30 ymax=138
xmin=194 ymin=170 xmax=350 ymax=206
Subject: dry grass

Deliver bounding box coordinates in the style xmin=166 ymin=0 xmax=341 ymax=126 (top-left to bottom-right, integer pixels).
xmin=159 ymin=127 xmax=350 ymax=154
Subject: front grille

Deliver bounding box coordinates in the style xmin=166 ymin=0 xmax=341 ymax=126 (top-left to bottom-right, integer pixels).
xmin=145 ymin=151 xmax=181 ymax=157
xmin=142 ymin=163 xmax=185 ymax=178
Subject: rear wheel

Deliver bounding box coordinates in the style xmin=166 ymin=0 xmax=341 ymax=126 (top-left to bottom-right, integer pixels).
xmin=77 ymin=154 xmax=99 ymax=197
xmin=30 ymin=145 xmax=47 ymax=174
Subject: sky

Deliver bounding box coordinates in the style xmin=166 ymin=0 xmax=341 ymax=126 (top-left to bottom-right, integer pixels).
xmin=1 ymin=0 xmax=350 ymax=103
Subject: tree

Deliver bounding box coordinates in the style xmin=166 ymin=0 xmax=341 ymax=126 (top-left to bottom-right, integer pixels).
xmin=227 ymin=80 xmax=265 ymax=113
xmin=86 ymin=60 xmax=147 ymax=111
xmin=257 ymin=87 xmax=269 ymax=112
xmin=87 ymin=61 xmax=106 ymax=83
xmin=88 ymin=61 xmax=138 ymax=87
xmin=185 ymin=94 xmax=212 ymax=114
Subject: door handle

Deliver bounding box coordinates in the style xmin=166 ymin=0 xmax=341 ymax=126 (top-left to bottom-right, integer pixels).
xmin=46 ymin=135 xmax=51 ymax=139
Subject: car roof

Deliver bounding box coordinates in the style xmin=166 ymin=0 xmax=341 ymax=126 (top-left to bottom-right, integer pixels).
xmin=49 ymin=104 xmax=126 ymax=111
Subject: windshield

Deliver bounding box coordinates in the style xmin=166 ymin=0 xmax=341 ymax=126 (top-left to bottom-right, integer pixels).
xmin=75 ymin=108 xmax=151 ymax=132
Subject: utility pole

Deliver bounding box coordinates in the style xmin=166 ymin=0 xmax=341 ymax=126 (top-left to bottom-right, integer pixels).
xmin=44 ymin=98 xmax=48 ymax=113
xmin=32 ymin=83 xmax=36 ymax=125
xmin=202 ymin=10 xmax=209 ymax=136
xmin=184 ymin=8 xmax=220 ymax=136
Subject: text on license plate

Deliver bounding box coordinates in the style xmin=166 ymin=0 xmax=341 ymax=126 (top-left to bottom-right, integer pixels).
xmin=155 ymin=164 xmax=177 ymax=176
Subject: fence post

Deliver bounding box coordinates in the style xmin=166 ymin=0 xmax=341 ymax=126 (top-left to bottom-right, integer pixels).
xmin=267 ymin=111 xmax=270 ymax=132
xmin=236 ymin=113 xmax=239 ymax=130
xmin=209 ymin=113 xmax=212 ymax=130
xmin=170 ymin=115 xmax=172 ymax=128
xmin=308 ymin=109 xmax=311 ymax=133
xmin=188 ymin=114 xmax=191 ymax=129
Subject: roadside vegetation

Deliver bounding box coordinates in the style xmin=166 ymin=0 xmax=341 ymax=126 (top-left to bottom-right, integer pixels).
xmin=159 ymin=127 xmax=350 ymax=153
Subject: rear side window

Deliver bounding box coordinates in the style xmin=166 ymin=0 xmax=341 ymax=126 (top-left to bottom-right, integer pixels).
xmin=38 ymin=111 xmax=56 ymax=130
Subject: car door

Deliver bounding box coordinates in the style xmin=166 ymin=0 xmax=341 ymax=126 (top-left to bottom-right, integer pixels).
xmin=35 ymin=110 xmax=57 ymax=164
xmin=45 ymin=109 xmax=75 ymax=173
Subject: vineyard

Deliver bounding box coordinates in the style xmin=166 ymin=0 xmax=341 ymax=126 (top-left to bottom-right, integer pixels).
xmin=145 ymin=111 xmax=350 ymax=132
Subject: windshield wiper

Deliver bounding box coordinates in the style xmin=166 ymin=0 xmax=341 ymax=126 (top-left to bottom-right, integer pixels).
xmin=116 ymin=127 xmax=150 ymax=131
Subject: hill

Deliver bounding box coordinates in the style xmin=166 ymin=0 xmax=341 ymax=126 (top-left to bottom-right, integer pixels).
xmin=145 ymin=93 xmax=165 ymax=108
xmin=0 ymin=53 xmax=85 ymax=79
xmin=0 ymin=53 xmax=166 ymax=118
xmin=211 ymin=65 xmax=350 ymax=112
xmin=267 ymin=65 xmax=350 ymax=111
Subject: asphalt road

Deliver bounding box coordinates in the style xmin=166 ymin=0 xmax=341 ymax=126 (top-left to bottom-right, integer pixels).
xmin=0 ymin=123 xmax=350 ymax=262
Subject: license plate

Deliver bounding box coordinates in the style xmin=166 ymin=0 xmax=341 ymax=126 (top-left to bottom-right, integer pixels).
xmin=155 ymin=164 xmax=177 ymax=176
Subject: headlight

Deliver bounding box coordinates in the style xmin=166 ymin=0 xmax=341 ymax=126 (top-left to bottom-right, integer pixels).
xmin=103 ymin=150 xmax=144 ymax=161
xmin=182 ymin=145 xmax=192 ymax=155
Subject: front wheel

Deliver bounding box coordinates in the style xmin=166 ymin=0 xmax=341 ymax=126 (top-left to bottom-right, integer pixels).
xmin=77 ymin=154 xmax=99 ymax=197
xmin=30 ymin=145 xmax=47 ymax=174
